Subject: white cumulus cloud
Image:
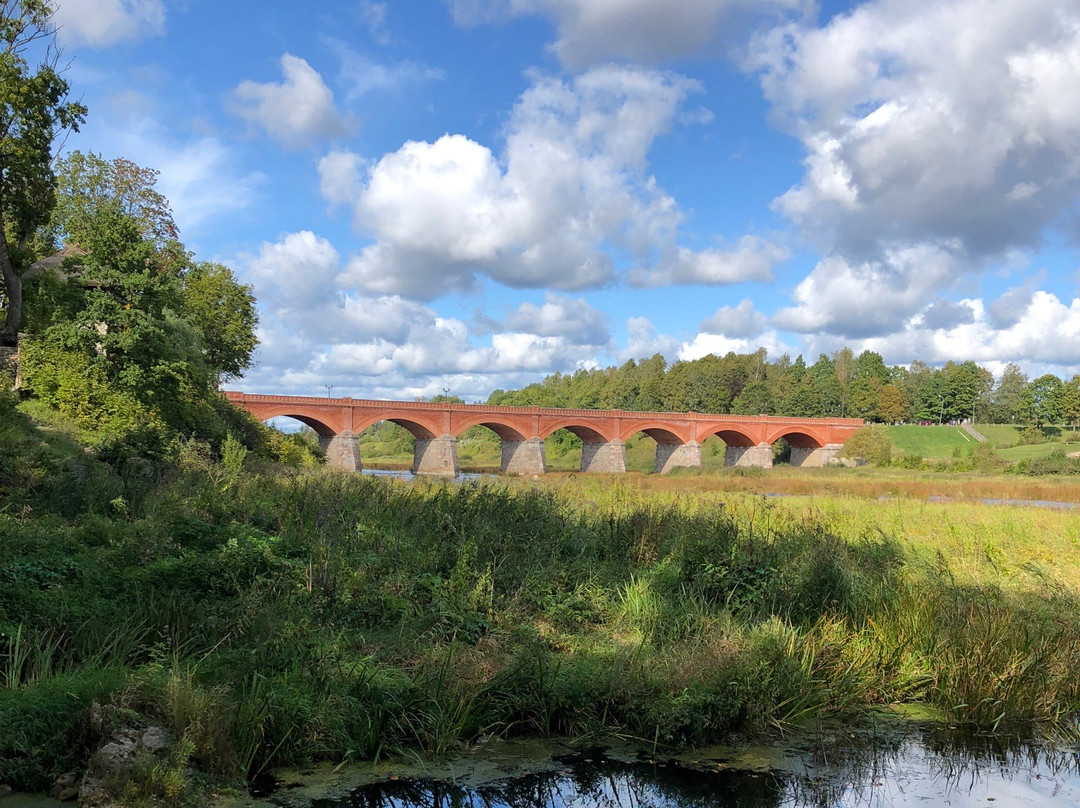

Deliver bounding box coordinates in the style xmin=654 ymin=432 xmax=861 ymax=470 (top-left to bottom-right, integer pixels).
xmin=699 ymin=298 xmax=767 ymax=338
xmin=237 ymin=232 xmax=615 ymax=398
xmin=505 ymin=294 xmax=611 ymax=345
xmin=747 ymin=0 xmax=1080 ymax=341
xmin=447 ymin=0 xmax=806 ymax=69
xmin=55 ymin=0 xmax=164 ymax=47
xmin=630 ymin=236 xmax=788 ymax=287
xmin=230 ymin=54 xmax=348 ymax=149
xmin=341 ymin=65 xmax=747 ymax=299
xmin=318 ymin=150 xmax=366 ymax=209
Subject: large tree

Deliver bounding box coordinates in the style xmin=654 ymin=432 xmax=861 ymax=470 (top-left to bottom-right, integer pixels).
xmin=0 ymin=0 xmax=86 ymax=344
xmin=51 ymin=150 xmax=178 ymax=249
xmin=1019 ymin=374 xmax=1065 ymax=428
xmin=181 ymin=262 xmax=258 ymax=383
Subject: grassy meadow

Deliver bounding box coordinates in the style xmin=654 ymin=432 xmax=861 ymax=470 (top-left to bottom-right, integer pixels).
xmin=4 ymin=401 xmax=1080 ymax=805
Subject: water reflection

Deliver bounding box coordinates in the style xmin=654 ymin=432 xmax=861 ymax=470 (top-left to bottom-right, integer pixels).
xmin=314 ymin=761 xmax=786 ymax=808
xmin=306 ymin=727 xmax=1080 ymax=808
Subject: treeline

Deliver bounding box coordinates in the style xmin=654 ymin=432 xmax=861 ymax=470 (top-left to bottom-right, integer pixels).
xmin=488 ymin=349 xmax=1080 ymax=427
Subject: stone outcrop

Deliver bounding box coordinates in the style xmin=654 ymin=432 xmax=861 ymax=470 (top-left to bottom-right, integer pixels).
xmin=67 ymin=725 xmax=171 ymax=807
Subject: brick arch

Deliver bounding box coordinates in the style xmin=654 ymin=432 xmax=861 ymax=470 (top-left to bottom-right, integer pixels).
xmin=696 ymin=426 xmax=757 ymax=447
xmin=766 ymin=428 xmax=825 ymax=449
xmin=451 ymin=416 xmax=528 ymax=442
xmin=539 ymin=420 xmax=614 ymax=443
xmin=619 ymin=422 xmax=687 ymax=445
xmin=617 ymin=419 xmax=691 ymax=445
xmin=354 ymin=412 xmax=442 ymax=440
xmin=245 ymin=405 xmax=342 ymax=437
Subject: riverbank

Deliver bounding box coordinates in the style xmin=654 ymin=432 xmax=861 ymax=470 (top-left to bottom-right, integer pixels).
xmin=3 ymin=409 xmax=1080 ymax=805
xmin=217 ymin=715 xmax=1080 ymax=808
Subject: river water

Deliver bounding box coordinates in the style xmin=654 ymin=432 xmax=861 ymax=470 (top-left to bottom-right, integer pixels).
xmin=253 ymin=722 xmax=1080 ymax=808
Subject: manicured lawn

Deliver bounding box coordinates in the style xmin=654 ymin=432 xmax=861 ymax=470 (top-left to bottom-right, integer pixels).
xmin=976 ymin=424 xmax=1022 ymax=446
xmin=887 ymin=424 xmax=974 ymax=458
xmin=996 ymin=441 xmax=1080 ymax=461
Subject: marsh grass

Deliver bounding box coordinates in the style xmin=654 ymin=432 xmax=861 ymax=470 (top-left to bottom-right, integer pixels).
xmin=3 ymin=451 xmax=1080 ymax=792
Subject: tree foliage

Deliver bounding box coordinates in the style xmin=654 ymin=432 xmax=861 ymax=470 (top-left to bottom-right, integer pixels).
xmin=488 ymin=347 xmax=1076 ymax=430
xmin=181 ymin=261 xmax=258 ymax=382
xmin=838 ymin=425 xmax=892 ymax=466
xmin=0 ymin=0 xmax=87 ymax=342
xmin=51 ymin=150 xmax=178 ymax=248
xmin=20 ymin=154 xmax=260 ymax=454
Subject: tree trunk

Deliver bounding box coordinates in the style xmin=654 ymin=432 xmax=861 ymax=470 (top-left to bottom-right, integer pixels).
xmin=0 ymin=189 xmax=20 ymax=347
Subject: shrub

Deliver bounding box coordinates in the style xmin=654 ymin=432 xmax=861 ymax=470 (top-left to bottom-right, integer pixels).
xmin=1016 ymin=425 xmax=1050 ymax=445
xmin=897 ymin=453 xmax=924 ymax=470
xmin=839 ymin=425 xmax=892 ymax=467
xmin=1024 ymin=450 xmax=1080 ymax=476
xmin=971 ymin=442 xmax=1005 ymax=473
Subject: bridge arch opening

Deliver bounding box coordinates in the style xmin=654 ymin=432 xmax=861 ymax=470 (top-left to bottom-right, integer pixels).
xmin=258 ymin=415 xmax=359 ymax=470
xmin=354 ymin=421 xmax=416 ymax=469
xmin=539 ymin=425 xmax=613 ymax=473
xmin=695 ymin=428 xmax=764 ymax=469
xmin=263 ymin=414 xmax=334 ymax=438
xmin=623 ymin=427 xmax=693 ymax=474
xmin=452 ymin=422 xmax=533 ymax=472
xmin=385 ymin=418 xmax=437 ymax=440
xmin=770 ymin=430 xmax=826 ymax=467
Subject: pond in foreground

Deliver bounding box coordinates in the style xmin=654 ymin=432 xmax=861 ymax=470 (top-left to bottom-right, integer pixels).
xmin=253 ymin=721 xmax=1080 ymax=808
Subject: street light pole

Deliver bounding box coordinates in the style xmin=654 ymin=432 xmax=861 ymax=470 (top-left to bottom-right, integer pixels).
xmin=324 ymin=384 xmax=334 ymax=398
xmin=939 ymin=395 xmax=944 ymax=425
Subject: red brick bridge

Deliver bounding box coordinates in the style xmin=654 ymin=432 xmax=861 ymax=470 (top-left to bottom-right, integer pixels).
xmin=225 ymin=392 xmax=864 ymax=477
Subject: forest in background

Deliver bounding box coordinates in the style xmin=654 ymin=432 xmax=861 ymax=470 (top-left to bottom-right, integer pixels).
xmin=484 ymin=349 xmax=1079 ymax=428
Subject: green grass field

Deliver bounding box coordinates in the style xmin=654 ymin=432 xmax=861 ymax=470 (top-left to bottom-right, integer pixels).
xmin=886 ymin=425 xmax=975 ymax=458
xmin=975 ymin=424 xmax=1021 ymax=446
xmin=995 ymin=441 xmax=1080 ymax=461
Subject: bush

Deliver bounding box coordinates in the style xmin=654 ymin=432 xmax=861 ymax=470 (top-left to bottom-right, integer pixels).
xmin=1024 ymin=450 xmax=1080 ymax=476
xmin=971 ymin=442 xmax=1005 ymax=473
xmin=1016 ymin=425 xmax=1050 ymax=445
xmin=839 ymin=425 xmax=892 ymax=467
xmin=896 ymin=453 xmax=925 ymax=470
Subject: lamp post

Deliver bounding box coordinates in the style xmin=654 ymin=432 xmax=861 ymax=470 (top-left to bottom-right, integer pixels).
xmin=324 ymin=384 xmax=334 ymax=398
xmin=939 ymin=395 xmax=944 ymax=426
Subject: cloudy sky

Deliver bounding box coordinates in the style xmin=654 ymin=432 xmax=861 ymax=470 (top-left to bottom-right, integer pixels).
xmin=57 ymin=0 xmax=1080 ymax=399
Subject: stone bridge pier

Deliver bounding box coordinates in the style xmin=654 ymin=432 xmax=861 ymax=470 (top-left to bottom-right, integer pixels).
xmin=320 ymin=431 xmax=362 ymax=472
xmin=790 ymin=444 xmax=844 ymax=468
xmin=724 ymin=443 xmax=774 ymax=468
xmin=501 ymin=437 xmax=546 ymax=475
xmin=413 ymin=435 xmax=459 ymax=477
xmin=654 ymin=440 xmax=702 ymax=473
xmin=580 ymin=439 xmax=626 ymax=473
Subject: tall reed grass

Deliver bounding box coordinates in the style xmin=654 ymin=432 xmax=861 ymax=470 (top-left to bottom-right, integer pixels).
xmin=3 ymin=463 xmax=1079 ymax=793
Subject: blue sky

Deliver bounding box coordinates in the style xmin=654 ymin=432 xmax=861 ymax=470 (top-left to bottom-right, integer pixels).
xmin=54 ymin=0 xmax=1080 ymax=399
